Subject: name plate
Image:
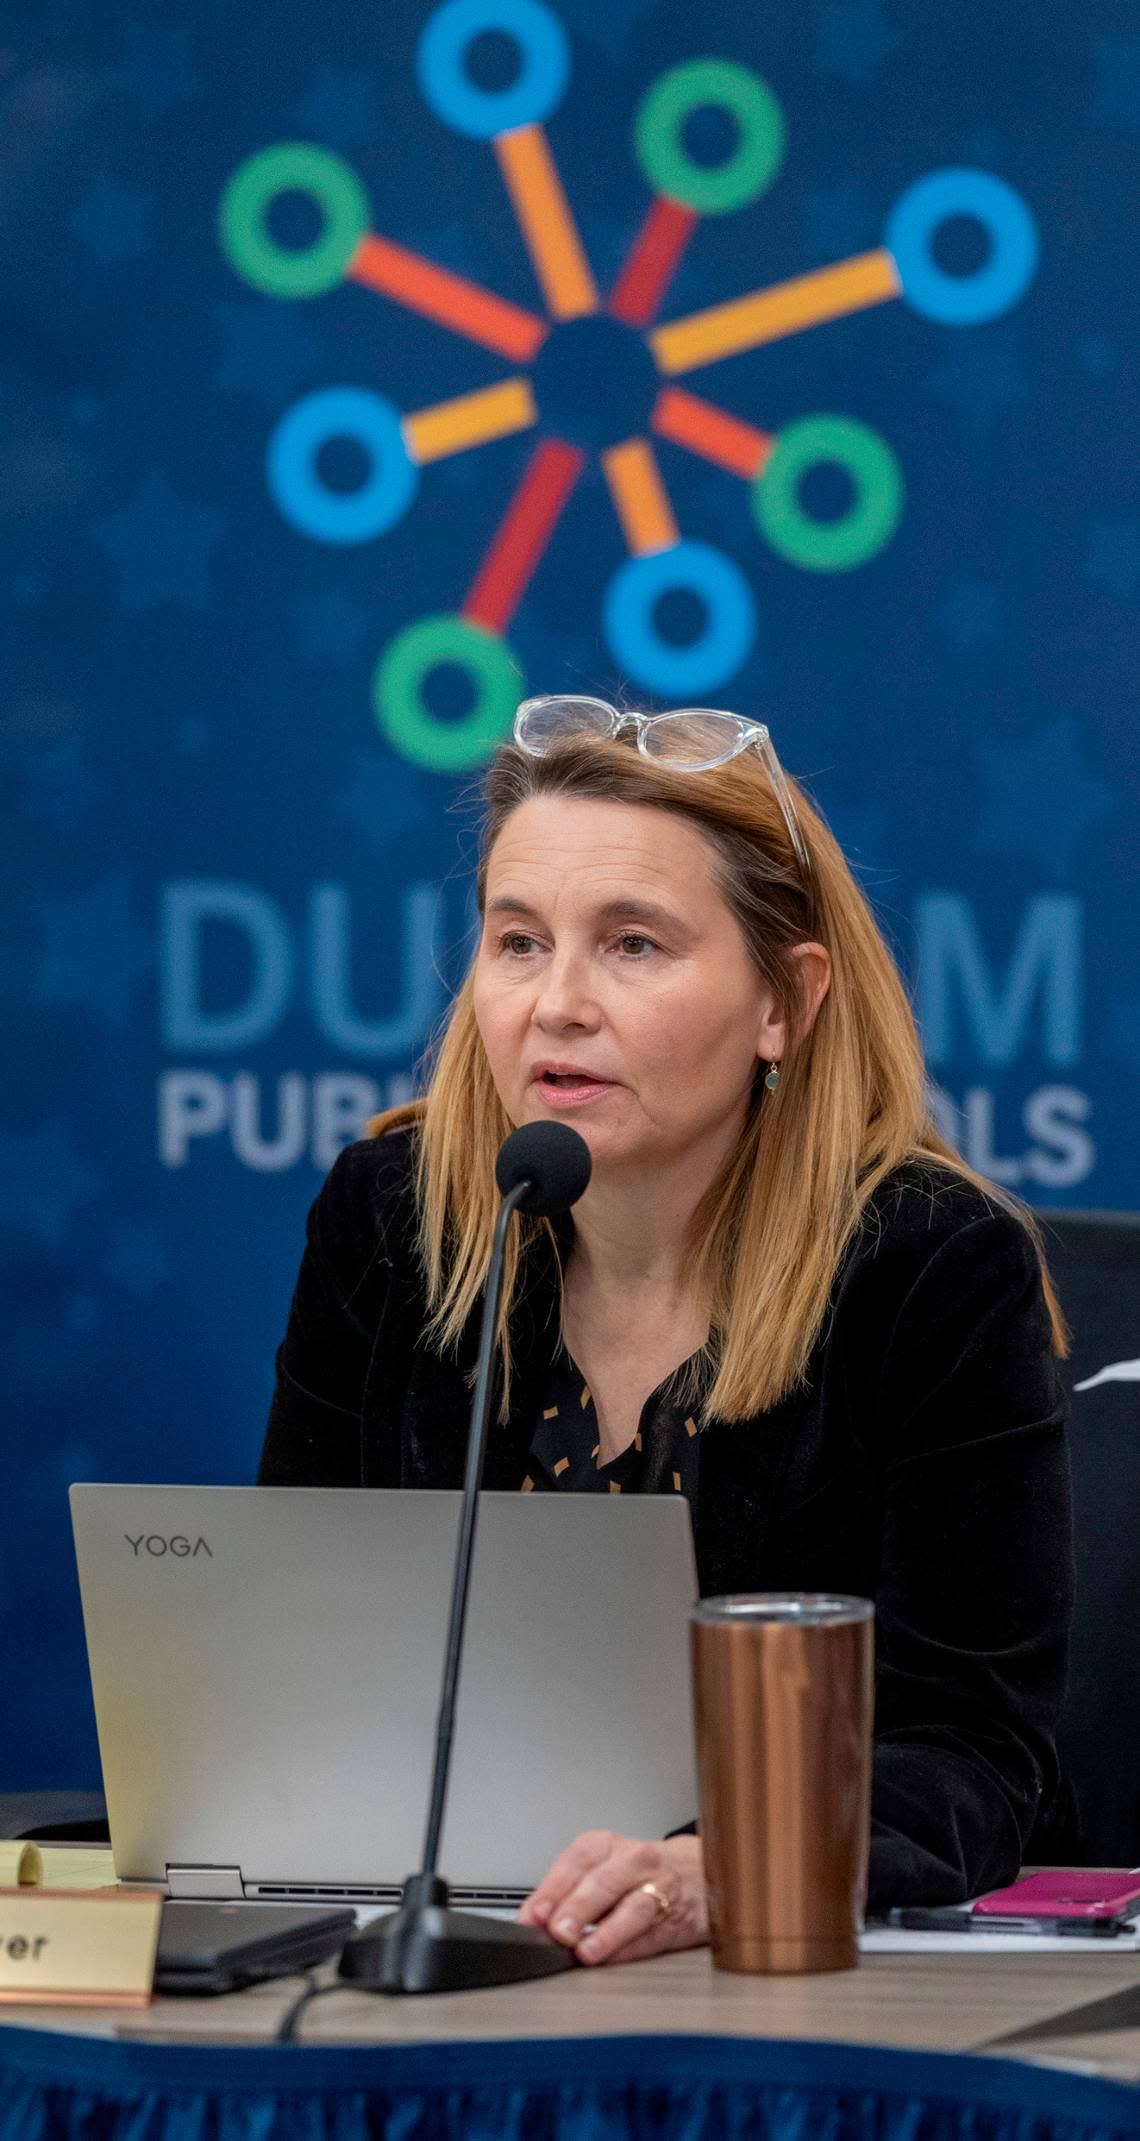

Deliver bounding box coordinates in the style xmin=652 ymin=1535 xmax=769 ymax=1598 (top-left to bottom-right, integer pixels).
xmin=0 ymin=1888 xmax=163 ymax=2006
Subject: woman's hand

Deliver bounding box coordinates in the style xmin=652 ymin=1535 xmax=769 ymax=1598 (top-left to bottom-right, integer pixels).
xmin=517 ymin=1831 xmax=708 ymax=1965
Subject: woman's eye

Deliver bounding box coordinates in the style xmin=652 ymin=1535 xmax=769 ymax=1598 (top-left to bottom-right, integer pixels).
xmin=493 ymin=930 xmax=657 ymax=957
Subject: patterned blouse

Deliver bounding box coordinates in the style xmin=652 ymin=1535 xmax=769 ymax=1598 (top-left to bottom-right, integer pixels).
xmin=522 ymin=1344 xmax=704 ymax=1509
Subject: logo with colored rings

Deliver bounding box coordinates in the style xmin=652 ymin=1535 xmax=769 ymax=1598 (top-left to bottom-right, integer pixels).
xmin=219 ymin=0 xmax=1038 ymax=773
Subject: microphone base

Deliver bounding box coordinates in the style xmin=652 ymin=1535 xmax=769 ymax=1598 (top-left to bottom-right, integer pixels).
xmin=337 ymin=1872 xmax=578 ymax=1995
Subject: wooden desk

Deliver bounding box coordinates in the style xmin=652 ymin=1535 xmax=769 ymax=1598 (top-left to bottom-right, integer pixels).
xmin=4 ymin=1945 xmax=1140 ymax=2073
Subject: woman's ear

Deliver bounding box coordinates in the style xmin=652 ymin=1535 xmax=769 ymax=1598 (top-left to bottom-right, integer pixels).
xmin=754 ymin=943 xmax=831 ymax=1068
xmin=791 ymin=942 xmax=832 ymax=1039
xmin=754 ymin=994 xmax=786 ymax=1064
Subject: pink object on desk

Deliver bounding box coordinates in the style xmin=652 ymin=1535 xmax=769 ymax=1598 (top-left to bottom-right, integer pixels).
xmin=972 ymin=1870 xmax=1140 ymax=1919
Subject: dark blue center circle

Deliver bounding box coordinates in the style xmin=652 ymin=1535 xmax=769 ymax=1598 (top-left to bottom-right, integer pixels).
xmin=465 ymin=28 xmax=523 ymax=92
xmin=266 ymin=188 xmax=325 ymax=250
xmin=798 ymin=459 xmax=858 ymax=524
xmin=531 ymin=314 xmax=660 ymax=451
xmin=651 ymin=586 xmax=708 ymax=648
xmin=422 ymin=660 xmax=479 ymax=722
xmin=931 ymin=212 xmax=992 ymax=276
xmin=315 ymin=435 xmax=373 ymax=494
xmin=680 ymin=102 xmax=740 ymax=169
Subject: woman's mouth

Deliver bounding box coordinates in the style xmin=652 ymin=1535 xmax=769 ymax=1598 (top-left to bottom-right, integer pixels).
xmin=532 ymin=1070 xmax=617 ymax=1106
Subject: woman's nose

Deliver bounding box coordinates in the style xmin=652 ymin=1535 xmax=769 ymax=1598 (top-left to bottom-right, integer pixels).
xmin=533 ymin=951 xmax=598 ymax=1028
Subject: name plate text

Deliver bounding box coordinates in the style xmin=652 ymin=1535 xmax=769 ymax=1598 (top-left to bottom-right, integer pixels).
xmin=0 ymin=1888 xmax=163 ymax=2006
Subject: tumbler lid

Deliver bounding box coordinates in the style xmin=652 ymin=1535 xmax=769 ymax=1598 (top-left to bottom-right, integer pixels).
xmin=691 ymin=1592 xmax=873 ymax=1625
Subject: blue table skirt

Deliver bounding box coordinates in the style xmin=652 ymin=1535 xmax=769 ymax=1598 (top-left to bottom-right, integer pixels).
xmin=1 ymin=2028 xmax=1137 ymax=2141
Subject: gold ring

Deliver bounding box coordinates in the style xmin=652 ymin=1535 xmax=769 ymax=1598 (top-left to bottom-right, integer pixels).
xmin=640 ymin=1880 xmax=673 ymax=1919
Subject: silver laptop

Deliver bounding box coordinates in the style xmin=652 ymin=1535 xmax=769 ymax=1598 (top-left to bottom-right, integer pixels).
xmin=69 ymin=1485 xmax=698 ymax=1905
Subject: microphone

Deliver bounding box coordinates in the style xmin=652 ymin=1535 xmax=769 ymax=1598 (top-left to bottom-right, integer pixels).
xmin=339 ymin=1121 xmax=591 ymax=1994
xmin=495 ymin=1118 xmax=593 ymax=1212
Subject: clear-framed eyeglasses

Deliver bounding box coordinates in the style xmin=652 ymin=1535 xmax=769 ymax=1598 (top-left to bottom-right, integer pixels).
xmin=513 ymin=694 xmax=811 ymax=881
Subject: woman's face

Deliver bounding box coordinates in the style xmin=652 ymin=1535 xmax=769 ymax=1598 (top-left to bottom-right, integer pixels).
xmin=474 ymin=794 xmax=787 ymax=1175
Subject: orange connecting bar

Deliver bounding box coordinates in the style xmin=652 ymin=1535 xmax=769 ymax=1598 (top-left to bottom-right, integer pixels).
xmin=652 ymin=386 xmax=773 ymax=480
xmin=651 ymin=248 xmax=902 ymax=375
xmin=601 ymin=437 xmax=679 ymax=555
xmin=403 ymin=378 xmax=538 ymax=464
xmin=348 ymin=233 xmax=547 ymax=364
xmin=494 ymin=124 xmax=598 ymax=319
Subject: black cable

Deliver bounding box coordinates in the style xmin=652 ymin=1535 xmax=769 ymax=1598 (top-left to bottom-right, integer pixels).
xmin=276 ymin=1975 xmax=353 ymax=2043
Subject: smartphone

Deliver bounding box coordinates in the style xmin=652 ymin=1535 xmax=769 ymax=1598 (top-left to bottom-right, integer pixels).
xmin=972 ymin=1870 xmax=1140 ymax=1922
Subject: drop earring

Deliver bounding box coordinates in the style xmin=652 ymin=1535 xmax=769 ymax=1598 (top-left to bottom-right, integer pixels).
xmin=764 ymin=1061 xmax=780 ymax=1092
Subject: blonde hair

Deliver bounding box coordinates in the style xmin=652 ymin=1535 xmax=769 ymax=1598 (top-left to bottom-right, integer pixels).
xmin=373 ymin=734 xmax=1067 ymax=1421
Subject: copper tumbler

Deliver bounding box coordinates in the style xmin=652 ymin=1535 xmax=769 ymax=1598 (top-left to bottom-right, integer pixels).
xmin=691 ymin=1594 xmax=874 ymax=1974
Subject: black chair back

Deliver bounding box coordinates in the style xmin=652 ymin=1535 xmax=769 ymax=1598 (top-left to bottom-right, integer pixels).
xmin=1039 ymin=1209 xmax=1140 ymax=1864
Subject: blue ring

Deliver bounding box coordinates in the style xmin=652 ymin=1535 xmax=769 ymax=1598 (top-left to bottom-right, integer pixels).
xmin=603 ymin=541 xmax=756 ymax=696
xmin=416 ymin=0 xmax=569 ymax=139
xmin=267 ymin=388 xmax=418 ymax=545
xmin=885 ymin=168 xmax=1038 ymax=325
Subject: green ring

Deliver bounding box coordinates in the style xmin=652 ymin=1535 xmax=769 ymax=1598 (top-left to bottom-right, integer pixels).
xmin=218 ymin=143 xmax=369 ymax=297
xmin=374 ymin=614 xmax=523 ymax=773
xmin=634 ymin=60 xmax=785 ymax=215
xmin=752 ymin=415 xmax=904 ymax=572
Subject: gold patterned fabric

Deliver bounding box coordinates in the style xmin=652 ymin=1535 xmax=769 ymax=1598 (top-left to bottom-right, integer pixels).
xmin=524 ymin=1346 xmax=703 ymax=1505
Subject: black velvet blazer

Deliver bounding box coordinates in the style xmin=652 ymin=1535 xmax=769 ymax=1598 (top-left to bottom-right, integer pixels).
xmin=258 ymin=1127 xmax=1074 ymax=1913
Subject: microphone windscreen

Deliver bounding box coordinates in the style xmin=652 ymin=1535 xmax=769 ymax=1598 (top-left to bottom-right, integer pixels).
xmin=495 ymin=1122 xmax=592 ymax=1215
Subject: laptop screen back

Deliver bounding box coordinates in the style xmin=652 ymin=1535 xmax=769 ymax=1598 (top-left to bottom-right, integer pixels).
xmin=70 ymin=1485 xmax=698 ymax=1902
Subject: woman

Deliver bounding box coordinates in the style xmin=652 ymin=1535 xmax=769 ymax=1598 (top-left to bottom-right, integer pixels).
xmin=259 ymin=693 xmax=1073 ymax=1970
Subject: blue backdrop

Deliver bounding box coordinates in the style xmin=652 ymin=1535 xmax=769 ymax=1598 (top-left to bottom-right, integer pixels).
xmin=1 ymin=0 xmax=1137 ymax=1786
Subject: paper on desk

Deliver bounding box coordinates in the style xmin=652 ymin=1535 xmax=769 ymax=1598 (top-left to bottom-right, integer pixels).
xmin=0 ymin=1841 xmax=41 ymax=1885
xmin=862 ymin=1924 xmax=1140 ymax=1953
xmin=0 ymin=1841 xmax=117 ymax=1891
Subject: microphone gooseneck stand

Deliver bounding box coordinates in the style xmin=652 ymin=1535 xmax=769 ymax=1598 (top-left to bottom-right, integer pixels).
xmin=338 ymin=1126 xmax=590 ymax=1994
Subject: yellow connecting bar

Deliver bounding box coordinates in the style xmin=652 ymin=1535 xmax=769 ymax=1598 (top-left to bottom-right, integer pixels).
xmin=495 ymin=123 xmax=598 ymax=319
xmin=602 ymin=437 xmax=680 ymax=556
xmin=403 ymin=377 xmax=538 ymax=465
xmin=651 ymin=248 xmax=902 ymax=375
